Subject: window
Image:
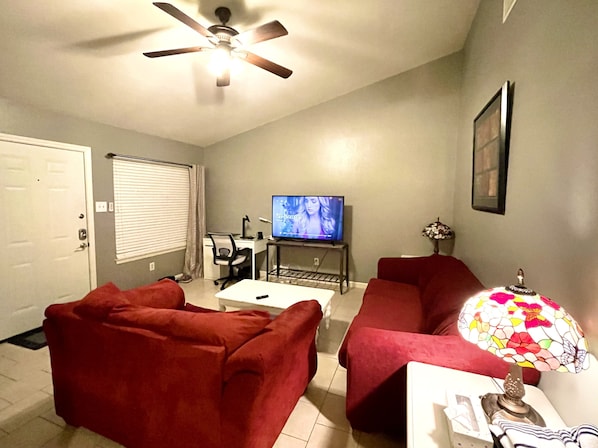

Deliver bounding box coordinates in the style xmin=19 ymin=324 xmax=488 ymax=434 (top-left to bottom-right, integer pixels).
xmin=113 ymin=158 xmax=189 ymax=263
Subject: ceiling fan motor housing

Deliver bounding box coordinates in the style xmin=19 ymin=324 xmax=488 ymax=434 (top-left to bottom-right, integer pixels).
xmin=208 ymin=24 xmax=238 ymax=42
xmin=215 ymin=7 xmax=231 ymax=25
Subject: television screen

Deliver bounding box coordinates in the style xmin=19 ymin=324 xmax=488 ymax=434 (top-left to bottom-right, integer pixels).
xmin=271 ymin=195 xmax=344 ymax=242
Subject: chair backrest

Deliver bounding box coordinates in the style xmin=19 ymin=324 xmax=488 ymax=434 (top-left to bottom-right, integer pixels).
xmin=208 ymin=233 xmax=238 ymax=265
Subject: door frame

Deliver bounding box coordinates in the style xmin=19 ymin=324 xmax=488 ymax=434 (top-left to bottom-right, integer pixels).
xmin=0 ymin=132 xmax=97 ymax=290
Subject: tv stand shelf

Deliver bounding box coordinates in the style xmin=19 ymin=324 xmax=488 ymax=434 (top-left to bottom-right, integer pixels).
xmin=266 ymin=240 xmax=349 ymax=294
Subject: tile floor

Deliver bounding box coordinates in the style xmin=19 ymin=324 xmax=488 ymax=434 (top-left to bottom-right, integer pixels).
xmin=0 ymin=279 xmax=405 ymax=448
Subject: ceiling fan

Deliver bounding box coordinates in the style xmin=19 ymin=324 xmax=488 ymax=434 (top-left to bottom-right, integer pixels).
xmin=143 ymin=2 xmax=293 ymax=87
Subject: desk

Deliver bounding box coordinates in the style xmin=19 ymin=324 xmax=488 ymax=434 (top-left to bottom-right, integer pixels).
xmin=406 ymin=362 xmax=565 ymax=448
xmin=202 ymin=237 xmax=267 ymax=281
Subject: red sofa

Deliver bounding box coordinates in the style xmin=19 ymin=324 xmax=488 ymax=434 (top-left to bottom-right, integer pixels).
xmin=43 ymin=279 xmax=322 ymax=448
xmin=338 ymin=255 xmax=541 ymax=435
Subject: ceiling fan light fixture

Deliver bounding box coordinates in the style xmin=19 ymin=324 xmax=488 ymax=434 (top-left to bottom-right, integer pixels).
xmin=209 ymin=44 xmax=231 ymax=76
xmin=144 ymin=3 xmax=292 ymax=84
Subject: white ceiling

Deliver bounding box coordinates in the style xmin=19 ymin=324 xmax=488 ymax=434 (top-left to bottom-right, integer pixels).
xmin=0 ymin=0 xmax=480 ymax=147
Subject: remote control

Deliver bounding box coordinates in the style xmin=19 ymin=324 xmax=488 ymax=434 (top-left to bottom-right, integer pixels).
xmin=256 ymin=295 xmax=268 ymax=300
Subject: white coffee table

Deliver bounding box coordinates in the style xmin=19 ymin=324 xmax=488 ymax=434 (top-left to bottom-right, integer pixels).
xmin=215 ymin=279 xmax=334 ymax=327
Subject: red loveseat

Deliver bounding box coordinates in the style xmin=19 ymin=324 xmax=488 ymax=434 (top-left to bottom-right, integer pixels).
xmin=44 ymin=279 xmax=322 ymax=448
xmin=338 ymin=255 xmax=541 ymax=435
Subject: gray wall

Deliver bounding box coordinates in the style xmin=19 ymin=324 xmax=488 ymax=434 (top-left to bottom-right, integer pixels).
xmin=453 ymin=1 xmax=598 ymax=351
xmin=204 ymin=52 xmax=463 ymax=282
xmin=0 ymin=97 xmax=204 ymax=289
xmin=5 ymin=0 xmax=595 ymax=353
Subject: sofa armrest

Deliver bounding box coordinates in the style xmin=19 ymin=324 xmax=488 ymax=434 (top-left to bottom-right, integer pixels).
xmin=377 ymin=256 xmax=430 ymax=284
xmin=348 ymin=327 xmax=540 ymax=383
xmin=220 ymin=300 xmax=322 ymax=448
xmin=223 ymin=300 xmax=322 ymax=381
xmin=345 ymin=327 xmax=540 ymax=434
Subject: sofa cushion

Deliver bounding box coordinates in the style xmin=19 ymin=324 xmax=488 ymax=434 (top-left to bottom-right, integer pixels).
xmin=73 ymin=282 xmax=129 ymax=320
xmin=121 ymin=279 xmax=185 ymax=310
xmin=107 ymin=304 xmax=271 ymax=353
xmin=184 ymin=303 xmax=219 ymax=313
xmin=338 ymin=279 xmax=424 ymax=367
xmin=356 ymin=279 xmax=425 ymax=333
xmin=431 ymin=313 xmax=461 ymax=336
xmin=73 ymin=280 xmax=185 ymax=321
xmin=421 ymin=261 xmax=484 ymax=334
xmin=417 ymin=255 xmax=463 ymax=291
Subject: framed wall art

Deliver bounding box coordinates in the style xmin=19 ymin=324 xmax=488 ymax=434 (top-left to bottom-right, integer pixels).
xmin=471 ymin=81 xmax=512 ymax=214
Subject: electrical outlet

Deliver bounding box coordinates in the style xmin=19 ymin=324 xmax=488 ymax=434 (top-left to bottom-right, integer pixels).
xmin=149 ymin=262 xmax=155 ymax=271
xmin=314 ymin=257 xmax=319 ymax=266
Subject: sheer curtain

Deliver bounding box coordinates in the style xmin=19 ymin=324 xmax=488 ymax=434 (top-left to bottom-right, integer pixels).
xmin=183 ymin=165 xmax=206 ymax=279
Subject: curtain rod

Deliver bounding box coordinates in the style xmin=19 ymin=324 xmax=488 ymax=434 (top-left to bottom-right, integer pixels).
xmin=105 ymin=152 xmax=192 ymax=168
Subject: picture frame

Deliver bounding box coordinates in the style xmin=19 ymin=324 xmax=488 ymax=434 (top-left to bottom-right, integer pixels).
xmin=471 ymin=81 xmax=511 ymax=214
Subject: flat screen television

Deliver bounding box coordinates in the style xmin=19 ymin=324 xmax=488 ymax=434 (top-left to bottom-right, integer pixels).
xmin=271 ymin=195 xmax=344 ymax=242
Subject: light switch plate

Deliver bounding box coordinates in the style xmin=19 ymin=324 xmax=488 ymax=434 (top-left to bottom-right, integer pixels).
xmin=95 ymin=201 xmax=107 ymax=213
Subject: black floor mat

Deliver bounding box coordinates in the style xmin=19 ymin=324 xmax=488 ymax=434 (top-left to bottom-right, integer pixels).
xmin=5 ymin=327 xmax=47 ymax=350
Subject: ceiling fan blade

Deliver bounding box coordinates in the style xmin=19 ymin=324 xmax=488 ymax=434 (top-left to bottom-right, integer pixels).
xmin=243 ymin=52 xmax=292 ymax=79
xmin=143 ymin=46 xmax=210 ymax=58
xmin=217 ymin=69 xmax=231 ymax=87
xmin=233 ymin=20 xmax=288 ymax=46
xmin=152 ymin=2 xmax=214 ymax=40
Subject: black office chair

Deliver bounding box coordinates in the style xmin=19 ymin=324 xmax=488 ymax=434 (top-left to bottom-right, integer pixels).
xmin=208 ymin=233 xmax=251 ymax=290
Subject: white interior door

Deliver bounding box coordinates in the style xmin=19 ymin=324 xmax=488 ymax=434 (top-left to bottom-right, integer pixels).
xmin=0 ymin=135 xmax=95 ymax=340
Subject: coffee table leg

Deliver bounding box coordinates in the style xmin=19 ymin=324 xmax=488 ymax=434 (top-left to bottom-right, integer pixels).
xmin=324 ymin=303 xmax=331 ymax=329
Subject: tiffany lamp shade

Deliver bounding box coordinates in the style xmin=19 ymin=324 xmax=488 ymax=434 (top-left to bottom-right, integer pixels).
xmin=458 ymin=269 xmax=589 ymax=425
xmin=422 ymin=217 xmax=454 ymax=254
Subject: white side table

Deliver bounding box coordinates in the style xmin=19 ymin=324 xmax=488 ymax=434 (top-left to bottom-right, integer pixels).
xmin=406 ymin=362 xmax=565 ymax=448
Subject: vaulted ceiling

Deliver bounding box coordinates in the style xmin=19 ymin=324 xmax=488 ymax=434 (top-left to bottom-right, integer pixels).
xmin=0 ymin=1 xmax=480 ymax=147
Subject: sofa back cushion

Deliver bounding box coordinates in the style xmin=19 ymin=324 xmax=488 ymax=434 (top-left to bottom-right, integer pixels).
xmin=74 ymin=279 xmax=185 ymax=321
xmin=107 ymin=305 xmax=271 ymax=354
xmin=74 ymin=282 xmax=129 ymax=320
xmin=421 ymin=258 xmax=484 ymax=334
xmin=121 ymin=279 xmax=185 ymax=309
xmin=417 ymin=255 xmax=460 ymax=291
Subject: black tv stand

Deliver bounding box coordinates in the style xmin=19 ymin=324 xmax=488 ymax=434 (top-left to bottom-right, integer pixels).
xmin=266 ymin=240 xmax=349 ymax=294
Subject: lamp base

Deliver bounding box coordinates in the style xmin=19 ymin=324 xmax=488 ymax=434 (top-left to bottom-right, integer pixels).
xmin=480 ymin=364 xmax=545 ymax=426
xmin=481 ymin=393 xmax=546 ymax=426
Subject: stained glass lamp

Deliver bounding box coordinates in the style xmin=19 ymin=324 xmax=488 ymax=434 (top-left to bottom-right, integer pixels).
xmin=422 ymin=217 xmax=454 ymax=254
xmin=458 ymin=269 xmax=589 ymax=426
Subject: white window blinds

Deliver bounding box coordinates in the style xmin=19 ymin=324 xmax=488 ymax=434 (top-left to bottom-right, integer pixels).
xmin=113 ymin=158 xmax=189 ymax=262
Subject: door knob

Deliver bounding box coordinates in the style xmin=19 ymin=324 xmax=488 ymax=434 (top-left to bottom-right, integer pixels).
xmin=74 ymin=243 xmax=88 ymax=252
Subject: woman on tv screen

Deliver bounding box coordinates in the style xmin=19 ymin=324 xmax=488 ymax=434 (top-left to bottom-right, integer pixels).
xmin=292 ymin=196 xmax=335 ymax=239
xmin=272 ymin=195 xmax=344 ymax=241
